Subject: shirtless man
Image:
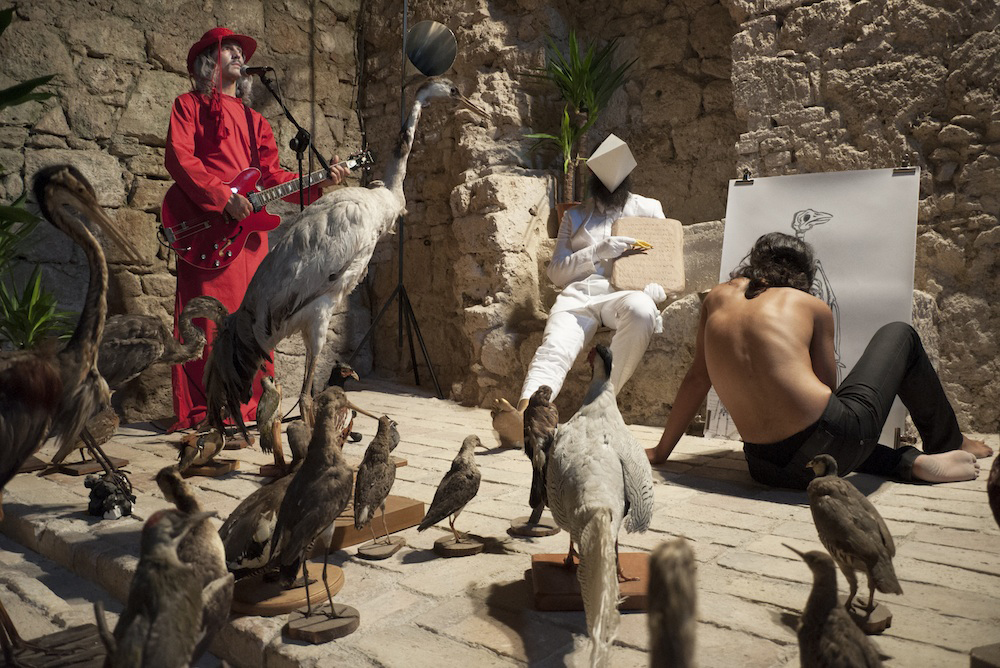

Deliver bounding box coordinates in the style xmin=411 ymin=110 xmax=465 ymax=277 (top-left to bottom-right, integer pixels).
xmin=646 ymin=232 xmax=991 ymax=488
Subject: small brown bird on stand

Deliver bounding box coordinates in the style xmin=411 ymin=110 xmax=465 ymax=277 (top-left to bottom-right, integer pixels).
xmin=175 ymin=428 xmax=228 ymax=475
xmin=806 ymin=454 xmax=902 ymax=633
xmin=354 ymin=416 xmax=404 ymax=559
xmin=154 ymin=466 xmax=234 ymax=662
xmin=256 ymin=375 xmax=285 ymax=473
xmin=95 ymin=509 xmax=218 ymax=667
xmin=510 ymin=385 xmax=560 ymax=537
xmin=648 ymin=538 xmax=697 ymax=668
xmin=267 ymin=387 xmax=358 ymax=637
xmin=418 ymin=435 xmax=483 ymax=556
xmin=219 ymin=421 xmax=311 ymax=578
xmin=786 ymin=545 xmax=883 ymax=667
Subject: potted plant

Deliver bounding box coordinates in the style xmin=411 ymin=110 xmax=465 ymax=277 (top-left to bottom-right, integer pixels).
xmin=526 ymin=30 xmax=635 ymax=216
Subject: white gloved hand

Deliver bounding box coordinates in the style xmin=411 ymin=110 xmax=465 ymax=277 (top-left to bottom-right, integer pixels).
xmin=593 ymin=236 xmax=637 ymax=260
xmin=643 ymin=282 xmax=667 ymax=304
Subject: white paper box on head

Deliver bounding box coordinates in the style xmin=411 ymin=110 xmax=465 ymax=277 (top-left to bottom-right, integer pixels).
xmin=587 ymin=133 xmax=636 ymax=192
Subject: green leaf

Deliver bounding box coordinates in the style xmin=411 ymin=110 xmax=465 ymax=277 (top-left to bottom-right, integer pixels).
xmin=0 ymin=75 xmax=56 ymax=111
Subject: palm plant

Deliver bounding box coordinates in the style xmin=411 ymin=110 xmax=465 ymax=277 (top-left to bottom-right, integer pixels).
xmin=526 ymin=30 xmax=635 ymax=202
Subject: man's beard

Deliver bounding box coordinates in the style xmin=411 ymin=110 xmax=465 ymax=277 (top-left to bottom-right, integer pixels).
xmin=591 ymin=174 xmax=631 ymax=210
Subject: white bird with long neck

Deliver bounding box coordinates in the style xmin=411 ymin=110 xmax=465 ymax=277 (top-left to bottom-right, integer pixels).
xmin=205 ymin=78 xmax=488 ymax=435
xmin=544 ymin=345 xmax=654 ymax=667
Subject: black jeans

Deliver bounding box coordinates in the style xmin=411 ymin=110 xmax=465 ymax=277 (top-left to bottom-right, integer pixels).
xmin=743 ymin=322 xmax=963 ymax=489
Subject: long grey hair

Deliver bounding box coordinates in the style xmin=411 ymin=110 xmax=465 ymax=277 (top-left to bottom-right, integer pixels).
xmin=191 ymin=42 xmax=253 ymax=99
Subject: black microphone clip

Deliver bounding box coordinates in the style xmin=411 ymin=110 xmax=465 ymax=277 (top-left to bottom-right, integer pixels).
xmin=240 ymin=65 xmax=274 ymax=77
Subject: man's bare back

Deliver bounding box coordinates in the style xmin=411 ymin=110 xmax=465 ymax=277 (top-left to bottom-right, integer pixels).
xmin=703 ymin=278 xmax=835 ymax=444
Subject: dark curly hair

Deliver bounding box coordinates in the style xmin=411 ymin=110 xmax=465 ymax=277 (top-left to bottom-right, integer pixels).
xmin=730 ymin=232 xmax=815 ymax=299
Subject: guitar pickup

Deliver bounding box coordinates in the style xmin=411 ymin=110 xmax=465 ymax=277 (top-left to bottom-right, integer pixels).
xmin=161 ymin=226 xmax=177 ymax=243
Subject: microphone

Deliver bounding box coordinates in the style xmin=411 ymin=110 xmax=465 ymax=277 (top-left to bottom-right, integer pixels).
xmin=240 ymin=65 xmax=274 ymax=76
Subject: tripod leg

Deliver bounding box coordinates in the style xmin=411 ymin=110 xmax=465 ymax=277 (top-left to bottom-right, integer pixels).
xmin=346 ymin=284 xmax=402 ymax=367
xmin=399 ymin=287 xmax=443 ymax=398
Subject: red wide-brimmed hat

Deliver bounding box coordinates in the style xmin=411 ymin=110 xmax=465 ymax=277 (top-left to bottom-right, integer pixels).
xmin=186 ymin=27 xmax=257 ymax=75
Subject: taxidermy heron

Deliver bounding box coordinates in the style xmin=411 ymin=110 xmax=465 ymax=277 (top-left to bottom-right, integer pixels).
xmin=50 ymin=295 xmax=227 ymax=469
xmin=205 ymin=78 xmax=488 ymax=436
xmin=0 ymin=163 xmax=140 ymax=662
xmin=544 ymin=345 xmax=654 ymax=668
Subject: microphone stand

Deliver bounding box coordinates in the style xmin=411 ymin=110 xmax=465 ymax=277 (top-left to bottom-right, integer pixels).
xmin=254 ymin=71 xmax=331 ymax=212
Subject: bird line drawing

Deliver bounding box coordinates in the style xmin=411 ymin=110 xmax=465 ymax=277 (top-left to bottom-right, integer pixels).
xmin=791 ymin=208 xmax=845 ymax=384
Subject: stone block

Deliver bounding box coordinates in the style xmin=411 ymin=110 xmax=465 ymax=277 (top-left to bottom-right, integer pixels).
xmin=117 ymin=71 xmax=190 ymax=147
xmin=24 ymin=148 xmax=126 ymax=208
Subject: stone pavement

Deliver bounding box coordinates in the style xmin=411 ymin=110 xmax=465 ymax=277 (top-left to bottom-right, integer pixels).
xmin=1 ymin=378 xmax=998 ymax=667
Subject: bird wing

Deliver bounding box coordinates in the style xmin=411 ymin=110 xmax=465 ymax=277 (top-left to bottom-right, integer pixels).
xmin=420 ymin=459 xmax=482 ymax=529
xmin=810 ymin=482 xmax=893 ymax=565
xmin=97 ymin=315 xmax=168 ymax=389
xmin=218 ymin=478 xmax=290 ymax=566
xmin=275 ymin=466 xmax=353 ymax=562
xmin=0 ymin=353 xmax=60 ymax=488
xmin=354 ymin=453 xmax=395 ymax=527
xmin=817 ymin=610 xmax=884 ymax=667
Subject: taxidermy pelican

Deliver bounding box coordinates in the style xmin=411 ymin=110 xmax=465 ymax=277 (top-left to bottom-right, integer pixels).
xmin=544 ymin=345 xmax=654 ymax=667
xmin=0 ymin=164 xmax=140 ymax=661
xmin=205 ymin=78 xmax=488 ymax=435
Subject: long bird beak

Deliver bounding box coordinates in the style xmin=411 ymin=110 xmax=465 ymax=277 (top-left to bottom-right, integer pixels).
xmin=68 ymin=194 xmax=144 ymax=264
xmin=456 ymin=93 xmax=490 ymax=121
xmin=783 ymin=543 xmax=805 ymax=559
xmin=347 ymin=399 xmax=378 ymax=421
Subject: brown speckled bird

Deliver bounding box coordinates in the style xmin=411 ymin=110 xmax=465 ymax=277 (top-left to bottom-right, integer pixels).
xmin=256 ymin=375 xmax=285 ymax=469
xmin=648 ymin=538 xmax=697 ymax=668
xmin=523 ymin=385 xmax=558 ymax=524
xmin=806 ymin=454 xmax=902 ymax=613
xmin=267 ymin=387 xmax=353 ymax=616
xmin=418 ymin=435 xmax=482 ymax=542
xmin=988 ymin=456 xmax=1000 ymax=530
xmin=219 ymin=421 xmax=310 ymax=578
xmin=175 ymin=428 xmax=226 ymax=472
xmin=154 ymin=466 xmax=233 ymax=662
xmin=354 ymin=415 xmax=400 ymax=543
xmin=787 ymin=545 xmax=883 ymax=668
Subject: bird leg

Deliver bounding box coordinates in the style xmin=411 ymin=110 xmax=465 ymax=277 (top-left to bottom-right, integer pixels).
xmin=81 ymin=428 xmax=135 ymax=509
xmin=301 ymin=558 xmax=314 ymax=618
xmin=527 ymin=504 xmax=544 ymax=525
xmin=380 ymin=503 xmax=391 ymax=545
xmin=270 ymin=419 xmax=286 ymax=471
xmin=563 ymin=539 xmax=578 ymax=569
xmin=615 ymin=540 xmax=638 ymax=583
xmin=840 ymin=566 xmax=859 ymax=611
xmin=448 ymin=515 xmax=463 ymax=543
xmin=865 ymin=580 xmax=877 ymax=615
xmin=321 ymin=542 xmax=337 ymax=618
xmin=299 ymin=350 xmax=319 ymax=428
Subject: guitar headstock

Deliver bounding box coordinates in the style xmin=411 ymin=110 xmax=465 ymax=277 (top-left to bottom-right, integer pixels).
xmin=345 ymin=150 xmax=375 ymax=171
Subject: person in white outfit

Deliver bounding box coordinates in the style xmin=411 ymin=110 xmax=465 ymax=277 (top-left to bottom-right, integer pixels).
xmin=493 ymin=134 xmax=669 ymax=446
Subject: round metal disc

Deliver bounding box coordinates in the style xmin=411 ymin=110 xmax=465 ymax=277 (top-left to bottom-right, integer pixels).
xmin=406 ymin=20 xmax=457 ymax=77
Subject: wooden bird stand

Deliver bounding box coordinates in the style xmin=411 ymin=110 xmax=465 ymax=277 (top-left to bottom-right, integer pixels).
xmin=315 ymin=494 xmax=424 ymax=554
xmin=530 ymin=552 xmax=649 ymax=611
xmin=223 ymin=432 xmax=254 ymax=450
xmin=284 ymin=603 xmax=360 ymax=642
xmin=17 ymin=454 xmax=47 ymax=473
xmin=509 ymin=514 xmax=561 ymax=537
xmin=433 ymin=534 xmax=484 ymax=557
xmin=182 ymin=458 xmax=239 ymax=478
xmin=53 ymin=456 xmax=129 ymax=476
xmin=231 ymin=560 xmax=341 ymax=616
xmin=356 ymin=536 xmax=406 ymax=560
xmin=8 ymin=623 xmax=107 ymax=667
xmin=846 ymin=598 xmax=892 ymax=634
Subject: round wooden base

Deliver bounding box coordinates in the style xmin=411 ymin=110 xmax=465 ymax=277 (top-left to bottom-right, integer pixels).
xmin=231 ymin=561 xmax=343 ymax=616
xmin=509 ymin=515 xmax=561 ymax=537
xmin=356 ymin=536 xmax=405 ymax=560
xmin=433 ymin=534 xmax=484 ymax=557
xmin=847 ymin=599 xmax=892 ymax=634
xmin=284 ymin=604 xmax=360 ymax=642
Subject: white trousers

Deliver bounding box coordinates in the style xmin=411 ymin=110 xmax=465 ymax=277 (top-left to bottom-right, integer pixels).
xmin=520 ymin=289 xmax=659 ymax=402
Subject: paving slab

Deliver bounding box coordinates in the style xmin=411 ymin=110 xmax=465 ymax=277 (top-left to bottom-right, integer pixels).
xmin=0 ymin=378 xmax=996 ymax=667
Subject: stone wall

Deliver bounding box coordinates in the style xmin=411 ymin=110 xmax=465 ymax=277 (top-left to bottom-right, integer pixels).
xmin=2 ymin=0 xmax=996 ymax=431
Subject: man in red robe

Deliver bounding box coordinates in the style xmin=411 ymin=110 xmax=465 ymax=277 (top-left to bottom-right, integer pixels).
xmin=164 ymin=27 xmax=349 ymax=432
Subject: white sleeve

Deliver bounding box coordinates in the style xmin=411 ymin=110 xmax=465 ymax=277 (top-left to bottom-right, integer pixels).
xmin=546 ymin=209 xmax=600 ymax=288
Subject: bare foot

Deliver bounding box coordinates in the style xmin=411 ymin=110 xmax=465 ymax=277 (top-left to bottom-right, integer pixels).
xmin=961 ymin=436 xmax=993 ymax=459
xmin=912 ymin=450 xmax=980 ymax=483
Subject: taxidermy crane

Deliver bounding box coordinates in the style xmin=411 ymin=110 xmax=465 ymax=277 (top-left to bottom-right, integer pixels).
xmin=50 ymin=295 xmax=227 ymax=469
xmin=205 ymin=78 xmax=488 ymax=436
xmin=0 ymin=164 xmax=140 ymax=662
xmin=544 ymin=345 xmax=654 ymax=668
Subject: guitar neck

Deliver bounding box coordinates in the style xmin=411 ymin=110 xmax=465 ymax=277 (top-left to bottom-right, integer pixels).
xmin=252 ymin=156 xmax=362 ymax=208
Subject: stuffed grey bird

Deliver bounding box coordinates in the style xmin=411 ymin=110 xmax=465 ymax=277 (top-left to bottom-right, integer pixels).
xmin=267 ymin=387 xmax=354 ymax=616
xmin=218 ymin=421 xmax=310 ymax=577
xmin=154 ymin=466 xmax=233 ymax=663
xmin=648 ymin=538 xmax=697 ymax=668
xmin=787 ymin=545 xmax=883 ymax=668
xmin=806 ymin=454 xmax=902 ymax=613
xmin=354 ymin=415 xmax=400 ymax=543
xmin=524 ymin=385 xmax=558 ymax=523
xmin=418 ymin=435 xmax=482 ymax=542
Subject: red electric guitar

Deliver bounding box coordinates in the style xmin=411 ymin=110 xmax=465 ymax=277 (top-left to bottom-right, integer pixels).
xmin=160 ymin=150 xmax=374 ymax=270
